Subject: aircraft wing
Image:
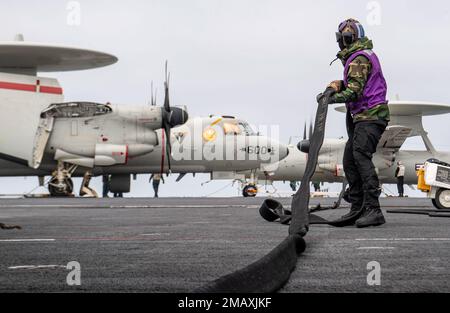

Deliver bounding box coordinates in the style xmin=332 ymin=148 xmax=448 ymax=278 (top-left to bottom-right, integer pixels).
xmin=335 ymin=101 xmax=450 ymax=138
xmin=377 ymin=125 xmax=412 ymax=151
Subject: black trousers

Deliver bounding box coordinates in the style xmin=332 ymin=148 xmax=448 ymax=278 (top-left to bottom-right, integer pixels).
xmin=397 ymin=177 xmax=404 ymax=195
xmin=343 ymin=112 xmax=387 ymax=209
xmin=102 ymin=182 xmax=109 ymax=197
xmin=153 ymin=180 xmax=161 ymax=197
xmin=102 ymin=175 xmax=109 ymax=197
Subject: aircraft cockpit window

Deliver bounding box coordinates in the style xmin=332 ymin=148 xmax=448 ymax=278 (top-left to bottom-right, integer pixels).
xmin=223 ymin=122 xmax=242 ymax=136
xmin=96 ymin=104 xmax=113 ymax=115
xmin=42 ymin=102 xmax=113 ymax=118
xmin=238 ymin=122 xmax=256 ymax=136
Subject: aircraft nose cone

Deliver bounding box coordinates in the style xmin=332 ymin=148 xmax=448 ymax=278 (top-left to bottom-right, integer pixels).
xmin=297 ymin=139 xmax=310 ymax=154
xmin=169 ymin=107 xmax=189 ymax=127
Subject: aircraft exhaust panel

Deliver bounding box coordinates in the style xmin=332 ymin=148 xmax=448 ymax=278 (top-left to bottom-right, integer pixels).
xmin=194 ymin=88 xmax=334 ymax=293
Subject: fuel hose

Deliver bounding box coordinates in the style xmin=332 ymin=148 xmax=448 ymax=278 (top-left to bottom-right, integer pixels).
xmin=194 ymin=88 xmax=335 ymax=293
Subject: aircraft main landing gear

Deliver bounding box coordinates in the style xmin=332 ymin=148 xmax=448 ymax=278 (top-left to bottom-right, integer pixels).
xmin=48 ymin=161 xmax=76 ymax=197
xmin=80 ymin=171 xmax=98 ymax=198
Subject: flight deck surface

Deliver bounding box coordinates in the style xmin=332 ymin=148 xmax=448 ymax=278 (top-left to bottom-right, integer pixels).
xmin=0 ymin=197 xmax=448 ymax=293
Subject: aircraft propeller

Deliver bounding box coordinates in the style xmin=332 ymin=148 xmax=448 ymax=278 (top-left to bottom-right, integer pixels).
xmin=159 ymin=62 xmax=189 ymax=173
xmin=162 ymin=62 xmax=172 ymax=171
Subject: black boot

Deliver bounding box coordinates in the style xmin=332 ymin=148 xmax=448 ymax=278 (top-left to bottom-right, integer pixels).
xmin=356 ymin=207 xmax=386 ymax=228
xmin=328 ymin=205 xmax=364 ymax=227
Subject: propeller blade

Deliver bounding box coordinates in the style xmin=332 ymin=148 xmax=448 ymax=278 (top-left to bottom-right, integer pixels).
xmin=164 ymin=124 xmax=172 ymax=172
xmin=303 ymin=122 xmax=307 ymax=140
xmin=309 ymin=120 xmax=313 ymax=140
xmin=150 ymin=81 xmax=155 ymax=106
xmin=164 ymin=61 xmax=170 ymax=113
xmin=164 ymin=83 xmax=170 ymax=113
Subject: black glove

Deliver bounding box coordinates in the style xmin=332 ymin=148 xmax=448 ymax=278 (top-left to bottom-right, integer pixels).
xmin=316 ymin=87 xmax=336 ymax=104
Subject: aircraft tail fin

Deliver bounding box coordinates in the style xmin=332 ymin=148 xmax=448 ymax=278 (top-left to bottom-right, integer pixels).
xmin=0 ymin=72 xmax=64 ymax=168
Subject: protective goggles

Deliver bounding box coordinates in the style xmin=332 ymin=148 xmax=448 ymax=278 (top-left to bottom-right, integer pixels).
xmin=336 ymin=32 xmax=355 ymax=46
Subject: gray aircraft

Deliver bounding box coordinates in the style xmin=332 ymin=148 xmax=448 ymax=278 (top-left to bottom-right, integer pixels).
xmin=0 ymin=37 xmax=288 ymax=197
xmin=0 ymin=37 xmax=189 ymax=196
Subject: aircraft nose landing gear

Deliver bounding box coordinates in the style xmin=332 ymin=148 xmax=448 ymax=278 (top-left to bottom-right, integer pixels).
xmin=242 ymin=184 xmax=258 ymax=198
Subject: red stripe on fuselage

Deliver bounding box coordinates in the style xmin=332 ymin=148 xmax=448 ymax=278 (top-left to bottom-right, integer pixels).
xmin=0 ymin=81 xmax=63 ymax=94
xmin=39 ymin=85 xmax=63 ymax=95
xmin=0 ymin=81 xmax=35 ymax=92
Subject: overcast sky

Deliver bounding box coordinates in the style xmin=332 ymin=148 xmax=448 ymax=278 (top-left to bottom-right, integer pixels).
xmin=0 ymin=0 xmax=449 ymax=197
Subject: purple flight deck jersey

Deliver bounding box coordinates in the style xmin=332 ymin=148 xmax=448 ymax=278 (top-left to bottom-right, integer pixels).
xmin=343 ymin=49 xmax=388 ymax=115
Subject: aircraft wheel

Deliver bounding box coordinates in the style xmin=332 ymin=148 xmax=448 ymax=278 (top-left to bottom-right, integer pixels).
xmin=434 ymin=188 xmax=450 ymax=210
xmin=242 ymin=185 xmax=258 ymax=198
xmin=49 ymin=178 xmax=74 ymax=197
xmin=259 ymin=199 xmax=282 ymax=222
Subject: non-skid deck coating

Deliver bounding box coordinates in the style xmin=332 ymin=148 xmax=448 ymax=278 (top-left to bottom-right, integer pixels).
xmin=0 ymin=197 xmax=448 ymax=292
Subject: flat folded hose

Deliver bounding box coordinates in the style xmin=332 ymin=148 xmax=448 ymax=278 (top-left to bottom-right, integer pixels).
xmin=289 ymin=89 xmax=333 ymax=236
xmin=194 ymin=89 xmax=334 ymax=293
xmin=387 ymin=209 xmax=450 ymax=218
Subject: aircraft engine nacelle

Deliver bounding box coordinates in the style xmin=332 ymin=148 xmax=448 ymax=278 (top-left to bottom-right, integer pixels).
xmin=94 ymin=144 xmax=128 ymax=166
xmin=54 ymin=144 xmax=154 ymax=168
xmin=316 ymin=139 xmax=345 ymax=175
xmin=317 ymin=162 xmax=337 ymax=173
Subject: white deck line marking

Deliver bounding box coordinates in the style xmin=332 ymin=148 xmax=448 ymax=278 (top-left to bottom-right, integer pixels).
xmin=0 ymin=239 xmax=55 ymax=242
xmin=356 ymin=238 xmax=450 ymax=242
xmin=357 ymin=247 xmax=396 ymax=250
xmin=8 ymin=265 xmax=65 ymax=270
xmin=147 ymin=240 xmax=235 ymax=244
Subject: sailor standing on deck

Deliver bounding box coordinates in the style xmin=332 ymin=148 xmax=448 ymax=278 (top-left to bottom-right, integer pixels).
xmin=395 ymin=161 xmax=406 ymax=197
xmin=102 ymin=175 xmax=110 ymax=198
xmin=150 ymin=174 xmax=165 ymax=198
xmin=319 ymin=18 xmax=389 ymax=228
